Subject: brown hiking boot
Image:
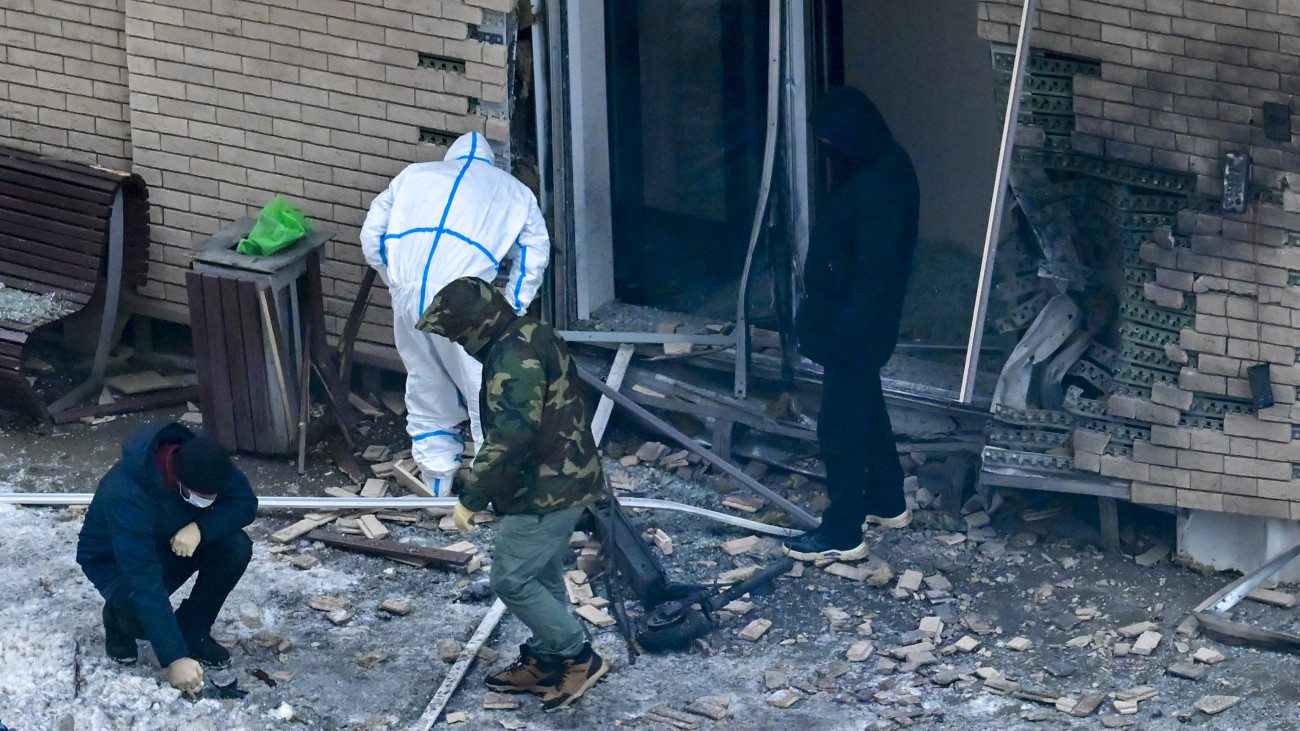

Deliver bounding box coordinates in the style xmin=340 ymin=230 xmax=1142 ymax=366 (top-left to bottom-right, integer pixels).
xmin=485 ymin=643 xmax=559 ymax=694
xmin=541 ymin=643 xmax=608 ymax=711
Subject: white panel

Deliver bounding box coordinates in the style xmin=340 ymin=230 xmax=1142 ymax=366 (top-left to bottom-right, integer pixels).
xmin=566 ymin=2 xmax=616 ymax=319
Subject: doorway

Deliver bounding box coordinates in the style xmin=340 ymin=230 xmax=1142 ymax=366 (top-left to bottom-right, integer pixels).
xmin=603 ymin=0 xmax=771 ymax=317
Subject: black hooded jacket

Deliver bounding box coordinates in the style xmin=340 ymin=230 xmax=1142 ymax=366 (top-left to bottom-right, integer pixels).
xmin=76 ymin=421 xmax=258 ymax=666
xmin=799 ymin=87 xmax=919 ymax=368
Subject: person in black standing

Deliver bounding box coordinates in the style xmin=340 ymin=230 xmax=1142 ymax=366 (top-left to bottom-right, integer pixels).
xmin=784 ymin=86 xmax=920 ymax=561
xmin=77 ymin=422 xmax=258 ymax=695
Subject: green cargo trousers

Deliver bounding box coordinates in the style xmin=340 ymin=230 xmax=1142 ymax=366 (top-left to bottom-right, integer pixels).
xmin=490 ymin=505 xmax=586 ymax=662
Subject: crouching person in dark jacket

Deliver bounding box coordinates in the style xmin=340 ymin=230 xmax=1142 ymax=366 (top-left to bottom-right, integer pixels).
xmin=417 ymin=276 xmax=607 ymax=712
xmin=76 ymin=422 xmax=258 ymax=696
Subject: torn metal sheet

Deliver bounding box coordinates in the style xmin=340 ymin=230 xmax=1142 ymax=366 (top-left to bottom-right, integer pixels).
xmin=1192 ymin=541 xmax=1300 ymax=653
xmin=1009 ymin=166 xmax=1083 ymax=273
xmin=991 ymin=294 xmax=1082 ymax=411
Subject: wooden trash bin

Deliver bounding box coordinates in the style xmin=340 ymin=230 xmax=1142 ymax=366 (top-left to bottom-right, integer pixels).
xmin=185 ymin=218 xmax=332 ymax=454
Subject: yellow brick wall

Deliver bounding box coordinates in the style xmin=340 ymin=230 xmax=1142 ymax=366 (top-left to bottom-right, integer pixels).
xmin=122 ymin=0 xmax=514 ymax=350
xmin=1 ymin=0 xmax=516 ymax=363
xmin=0 ymin=0 xmax=132 ymax=169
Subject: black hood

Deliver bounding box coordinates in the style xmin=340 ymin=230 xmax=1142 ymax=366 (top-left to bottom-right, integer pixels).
xmin=809 ymin=86 xmax=894 ymax=167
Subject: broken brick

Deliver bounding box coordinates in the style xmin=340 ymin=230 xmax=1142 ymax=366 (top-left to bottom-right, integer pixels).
xmin=739 ymin=619 xmax=773 ymax=641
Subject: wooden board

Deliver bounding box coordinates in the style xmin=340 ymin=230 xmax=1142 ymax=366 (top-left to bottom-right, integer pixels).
xmin=306 ymin=529 xmax=474 ymax=571
xmin=195 ymin=273 xmax=238 ymax=449
xmin=236 ymin=278 xmax=273 ymax=452
xmin=186 ymin=271 xmax=218 ymax=436
xmin=219 ymin=277 xmax=257 ymax=452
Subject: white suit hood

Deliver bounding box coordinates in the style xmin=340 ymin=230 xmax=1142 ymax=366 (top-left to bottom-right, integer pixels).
xmin=445 ymin=132 xmax=496 ymax=166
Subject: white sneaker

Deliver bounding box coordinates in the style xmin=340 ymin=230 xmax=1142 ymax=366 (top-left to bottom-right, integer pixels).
xmin=863 ymin=508 xmax=913 ymax=529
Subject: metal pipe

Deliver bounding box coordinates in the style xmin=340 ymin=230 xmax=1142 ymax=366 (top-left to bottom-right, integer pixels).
xmin=560 ymin=330 xmax=734 ymax=346
xmin=0 ymin=494 xmax=801 ymax=537
xmin=959 ymin=0 xmax=1037 ymax=404
xmin=735 ymin=0 xmax=783 ymax=400
xmin=531 ymin=0 xmax=550 ymax=215
xmin=577 ymin=367 xmax=821 ymax=529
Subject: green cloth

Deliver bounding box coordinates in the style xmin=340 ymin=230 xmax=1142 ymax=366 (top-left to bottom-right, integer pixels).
xmin=489 ymin=505 xmax=586 ymax=662
xmin=237 ymin=197 xmax=310 ymax=256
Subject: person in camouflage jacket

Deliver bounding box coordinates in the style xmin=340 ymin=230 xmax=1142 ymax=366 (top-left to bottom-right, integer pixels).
xmin=416 ymin=276 xmax=609 ymax=710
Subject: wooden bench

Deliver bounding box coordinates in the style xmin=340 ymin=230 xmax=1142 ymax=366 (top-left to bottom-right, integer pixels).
xmin=0 ymin=145 xmax=150 ymax=418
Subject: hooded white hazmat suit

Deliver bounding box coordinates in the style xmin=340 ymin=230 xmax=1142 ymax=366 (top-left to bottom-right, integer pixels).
xmin=360 ymin=132 xmax=551 ymax=495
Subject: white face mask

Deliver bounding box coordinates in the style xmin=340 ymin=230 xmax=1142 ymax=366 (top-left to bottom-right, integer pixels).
xmin=179 ymin=485 xmax=215 ymax=509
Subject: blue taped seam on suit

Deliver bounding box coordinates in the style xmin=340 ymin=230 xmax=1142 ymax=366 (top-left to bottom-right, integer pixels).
xmin=413 ymin=430 xmax=466 ymax=445
xmin=381 ymin=226 xmax=499 ymax=267
xmin=457 ymin=155 xmax=493 ymax=164
xmin=418 ymin=132 xmax=478 ymax=317
xmin=512 ymin=245 xmax=526 ymax=312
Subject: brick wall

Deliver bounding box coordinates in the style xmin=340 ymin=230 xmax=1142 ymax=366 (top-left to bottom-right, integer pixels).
xmin=0 ymin=0 xmax=132 ymax=169
xmin=981 ymin=0 xmax=1300 ymax=519
xmin=1 ymin=0 xmax=516 ymax=362
xmin=122 ymin=0 xmax=515 ymax=355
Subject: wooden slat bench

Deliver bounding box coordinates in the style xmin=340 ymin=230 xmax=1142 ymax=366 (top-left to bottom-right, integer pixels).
xmin=0 ymin=145 xmax=149 ymax=418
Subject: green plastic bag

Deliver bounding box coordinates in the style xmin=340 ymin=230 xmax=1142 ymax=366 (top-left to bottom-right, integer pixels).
xmin=237 ymin=197 xmax=311 ymax=256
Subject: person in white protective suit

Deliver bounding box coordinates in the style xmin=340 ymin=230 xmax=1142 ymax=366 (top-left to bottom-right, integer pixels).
xmin=360 ymin=132 xmax=551 ymax=496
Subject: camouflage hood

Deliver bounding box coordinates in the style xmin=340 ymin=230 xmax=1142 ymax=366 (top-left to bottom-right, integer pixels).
xmin=416 ymin=277 xmax=517 ymax=358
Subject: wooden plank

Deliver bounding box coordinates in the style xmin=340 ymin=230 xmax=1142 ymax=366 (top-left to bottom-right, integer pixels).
xmin=200 ymin=274 xmax=239 ymax=450
xmin=0 ymin=231 xmax=104 ymax=269
xmin=0 ymin=171 xmax=114 ymax=212
xmin=0 ymin=176 xmax=111 ymax=216
xmin=0 ymin=193 xmax=106 ymax=232
xmin=357 ymin=514 xmax=389 ymax=540
xmin=0 ymin=228 xmax=109 ymax=261
xmin=0 ymin=258 xmax=97 ymax=296
xmin=590 ymin=343 xmax=634 ymax=446
xmin=0 ymin=329 xmax=32 ymax=346
xmin=0 ymin=208 xmax=104 ymax=246
xmin=51 ymin=386 xmax=200 ymax=424
xmin=219 ymin=276 xmax=257 ymax=452
xmin=410 ymin=599 xmax=508 ymax=730
xmin=0 ymin=233 xmax=102 ymax=271
xmin=305 ymin=529 xmax=474 ymax=571
xmin=185 ymin=272 xmax=217 ymax=432
xmin=0 ymin=152 xmax=122 ymax=194
xmin=270 ymin=513 xmax=339 ymax=543
xmin=236 ymin=279 xmax=273 ymax=452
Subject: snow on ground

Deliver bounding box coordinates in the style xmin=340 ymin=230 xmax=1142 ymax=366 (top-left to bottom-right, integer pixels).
xmin=0 ymin=498 xmax=368 ymax=731
xmin=1 ymin=502 xmax=271 ymax=730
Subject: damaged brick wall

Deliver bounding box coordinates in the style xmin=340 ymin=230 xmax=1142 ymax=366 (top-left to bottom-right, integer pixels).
xmin=1 ymin=0 xmax=515 ymax=363
xmin=980 ymin=0 xmax=1300 ymax=520
xmin=0 ymin=0 xmax=132 ymax=170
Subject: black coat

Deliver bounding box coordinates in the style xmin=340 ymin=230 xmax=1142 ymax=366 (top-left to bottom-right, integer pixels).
xmin=76 ymin=421 xmax=257 ymax=666
xmin=799 ymin=87 xmax=920 ymax=369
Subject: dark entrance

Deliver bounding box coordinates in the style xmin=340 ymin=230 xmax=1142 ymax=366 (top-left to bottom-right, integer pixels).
xmin=603 ymin=0 xmax=771 ymax=315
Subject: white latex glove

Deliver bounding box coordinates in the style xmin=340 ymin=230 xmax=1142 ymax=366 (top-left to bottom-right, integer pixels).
xmin=171 ymin=522 xmax=201 ymax=558
xmin=453 ymin=501 xmax=477 ymax=533
xmin=168 ymin=657 xmax=204 ymax=696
